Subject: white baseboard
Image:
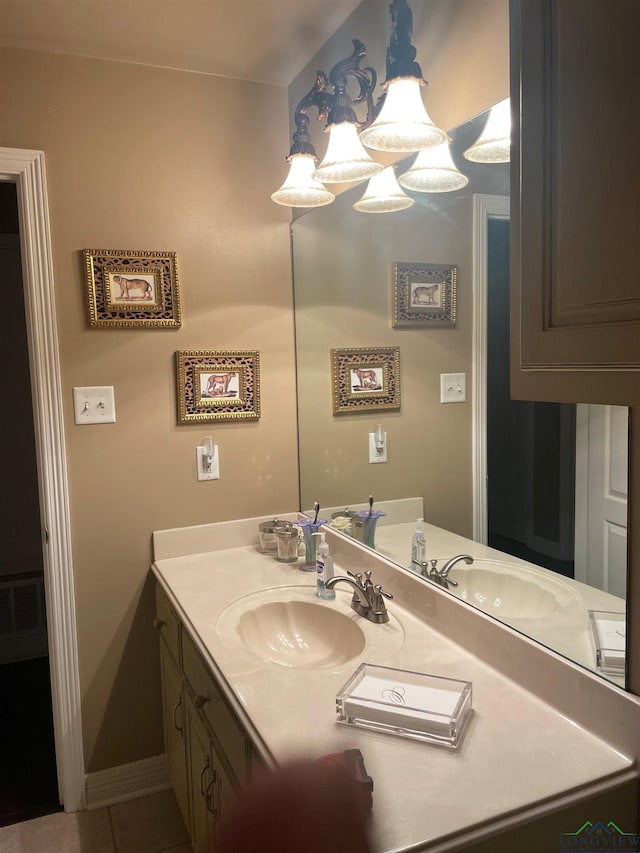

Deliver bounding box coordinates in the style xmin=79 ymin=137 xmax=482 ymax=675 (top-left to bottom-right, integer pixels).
xmin=85 ymin=754 xmax=170 ymax=810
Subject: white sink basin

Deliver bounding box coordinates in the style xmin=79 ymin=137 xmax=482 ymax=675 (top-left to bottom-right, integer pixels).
xmin=448 ymin=561 xmax=581 ymax=619
xmin=237 ymin=600 xmax=365 ymax=668
xmin=215 ymin=584 xmax=405 ymax=669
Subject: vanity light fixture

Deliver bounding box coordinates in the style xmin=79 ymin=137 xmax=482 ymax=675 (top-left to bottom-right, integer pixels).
xmin=312 ymin=40 xmax=382 ymax=184
xmin=273 ymin=41 xmax=382 ymax=207
xmin=353 ymin=165 xmax=414 ymax=213
xmin=358 ymin=0 xmax=446 ymax=153
xmin=398 ymin=138 xmax=469 ymax=193
xmin=272 ymin=1 xmax=446 ymax=207
xmin=271 ymin=73 xmax=336 ymax=208
xmin=463 ymin=98 xmax=511 ymax=163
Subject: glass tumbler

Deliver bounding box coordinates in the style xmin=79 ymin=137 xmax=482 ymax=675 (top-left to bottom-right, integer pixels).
xmin=275 ymin=525 xmax=300 ymax=563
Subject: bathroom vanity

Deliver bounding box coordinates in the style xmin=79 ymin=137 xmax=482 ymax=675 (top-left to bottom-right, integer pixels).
xmin=152 ymin=516 xmax=640 ymax=852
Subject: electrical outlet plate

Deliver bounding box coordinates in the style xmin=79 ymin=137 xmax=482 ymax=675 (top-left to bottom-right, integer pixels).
xmin=369 ymin=431 xmax=387 ymax=463
xmin=197 ymin=445 xmax=220 ymax=481
xmin=440 ymin=373 xmax=466 ymax=404
xmin=73 ymin=386 xmax=116 ymax=424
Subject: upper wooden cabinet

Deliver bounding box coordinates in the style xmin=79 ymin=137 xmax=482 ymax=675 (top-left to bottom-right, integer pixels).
xmin=509 ymin=0 xmax=640 ymax=404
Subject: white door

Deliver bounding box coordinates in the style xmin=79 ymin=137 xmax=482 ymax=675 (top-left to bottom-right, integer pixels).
xmin=575 ymin=405 xmax=628 ymax=597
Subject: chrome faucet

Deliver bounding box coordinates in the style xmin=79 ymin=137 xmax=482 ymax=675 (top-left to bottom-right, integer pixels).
xmin=326 ymin=570 xmax=393 ymax=624
xmin=427 ymin=555 xmax=474 ymax=588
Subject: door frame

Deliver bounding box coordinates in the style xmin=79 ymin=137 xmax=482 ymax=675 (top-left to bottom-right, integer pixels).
xmin=472 ymin=193 xmax=510 ymax=544
xmin=0 ymin=148 xmax=85 ymax=810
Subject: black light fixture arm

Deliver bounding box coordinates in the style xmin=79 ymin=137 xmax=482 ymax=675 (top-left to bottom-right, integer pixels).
xmin=384 ymin=0 xmax=425 ymax=85
xmin=287 ymin=71 xmax=333 ymax=160
xmin=326 ymin=39 xmax=377 ymax=128
xmin=286 ymin=38 xmax=380 ymax=162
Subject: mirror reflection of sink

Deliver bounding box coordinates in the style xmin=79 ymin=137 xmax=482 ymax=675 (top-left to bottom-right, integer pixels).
xmin=237 ymin=599 xmax=365 ymax=668
xmin=447 ymin=562 xmax=581 ymax=619
xmin=216 ymin=585 xmax=404 ymax=670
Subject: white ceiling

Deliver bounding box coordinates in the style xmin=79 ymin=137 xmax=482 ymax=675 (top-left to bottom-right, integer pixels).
xmin=0 ymin=0 xmax=363 ymax=86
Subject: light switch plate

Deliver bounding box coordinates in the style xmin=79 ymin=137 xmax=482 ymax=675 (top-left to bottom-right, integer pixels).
xmin=440 ymin=373 xmax=466 ymax=404
xmin=73 ymin=386 xmax=116 ymax=424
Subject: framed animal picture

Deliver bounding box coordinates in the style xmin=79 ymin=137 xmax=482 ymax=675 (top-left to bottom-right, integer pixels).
xmin=392 ymin=261 xmax=457 ymax=328
xmin=175 ymin=350 xmax=260 ymax=423
xmin=83 ymin=249 xmax=181 ymax=328
xmin=331 ymin=347 xmax=400 ymax=415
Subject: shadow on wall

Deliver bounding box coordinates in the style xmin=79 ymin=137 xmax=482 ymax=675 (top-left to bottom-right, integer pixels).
xmin=85 ymin=571 xmax=163 ymax=773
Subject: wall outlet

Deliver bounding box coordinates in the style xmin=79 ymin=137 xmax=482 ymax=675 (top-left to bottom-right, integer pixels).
xmin=197 ymin=445 xmax=219 ymax=481
xmin=369 ymin=431 xmax=387 ymax=463
xmin=440 ymin=373 xmax=466 ymax=404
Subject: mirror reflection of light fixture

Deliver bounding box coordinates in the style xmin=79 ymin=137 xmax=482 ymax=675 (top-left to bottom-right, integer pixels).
xmin=353 ymin=165 xmax=414 ymax=213
xmin=358 ymin=0 xmax=446 ymax=153
xmin=463 ymin=98 xmax=511 ymax=163
xmin=398 ymin=139 xmax=469 ymax=193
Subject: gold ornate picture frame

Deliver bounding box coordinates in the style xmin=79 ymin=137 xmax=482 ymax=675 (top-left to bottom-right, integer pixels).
xmin=392 ymin=262 xmax=457 ymax=328
xmin=175 ymin=350 xmax=260 ymax=424
xmin=83 ymin=249 xmax=181 ymax=328
xmin=331 ymin=346 xmax=400 ymax=415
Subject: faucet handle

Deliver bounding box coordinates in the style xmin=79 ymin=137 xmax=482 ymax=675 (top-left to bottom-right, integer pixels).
xmin=347 ymin=570 xmax=364 ymax=585
xmin=373 ymin=584 xmax=393 ymax=600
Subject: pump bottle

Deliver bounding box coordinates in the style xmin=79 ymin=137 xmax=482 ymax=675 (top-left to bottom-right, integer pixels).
xmin=313 ymin=532 xmax=335 ymax=600
xmin=411 ymin=518 xmax=426 ymax=571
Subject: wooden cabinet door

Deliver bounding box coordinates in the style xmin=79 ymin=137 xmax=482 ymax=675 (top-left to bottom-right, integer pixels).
xmin=185 ymin=691 xmax=237 ymax=853
xmin=510 ymin=0 xmax=640 ymax=404
xmin=159 ymin=641 xmax=189 ymax=830
xmin=185 ymin=693 xmax=216 ymax=853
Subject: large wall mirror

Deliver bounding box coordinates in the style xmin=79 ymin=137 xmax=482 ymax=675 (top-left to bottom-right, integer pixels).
xmin=292 ymin=108 xmax=629 ymax=689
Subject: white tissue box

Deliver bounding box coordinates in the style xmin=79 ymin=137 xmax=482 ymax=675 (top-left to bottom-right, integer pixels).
xmin=589 ymin=610 xmax=626 ymax=674
xmin=336 ymin=663 xmax=473 ymax=748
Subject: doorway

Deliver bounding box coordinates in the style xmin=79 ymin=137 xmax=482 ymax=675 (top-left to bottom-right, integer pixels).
xmin=0 ymin=182 xmax=60 ymax=825
xmin=0 ymin=148 xmax=85 ymax=814
xmin=485 ymin=217 xmax=576 ymax=577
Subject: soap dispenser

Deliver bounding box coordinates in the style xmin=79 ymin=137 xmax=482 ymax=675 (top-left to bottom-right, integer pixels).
xmin=411 ymin=518 xmax=426 ymax=572
xmin=313 ymin=532 xmax=335 ymax=600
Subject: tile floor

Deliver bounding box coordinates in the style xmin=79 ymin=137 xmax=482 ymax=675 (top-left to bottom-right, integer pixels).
xmin=0 ymin=788 xmax=192 ymax=853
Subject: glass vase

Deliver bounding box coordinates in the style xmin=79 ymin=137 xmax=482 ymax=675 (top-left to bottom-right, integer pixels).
xmin=352 ymin=511 xmax=386 ymax=550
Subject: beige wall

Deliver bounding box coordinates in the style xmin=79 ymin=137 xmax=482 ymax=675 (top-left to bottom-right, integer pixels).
xmin=0 ymin=47 xmax=298 ymax=771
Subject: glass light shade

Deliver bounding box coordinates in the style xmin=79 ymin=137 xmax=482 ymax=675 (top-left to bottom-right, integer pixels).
xmin=353 ymin=166 xmax=415 ymax=213
xmin=398 ymin=140 xmax=469 ymax=193
xmin=271 ymin=154 xmax=335 ymax=208
xmin=464 ymin=98 xmax=511 ymax=163
xmin=359 ymin=78 xmax=447 ymax=153
xmin=313 ymin=122 xmax=384 ymax=184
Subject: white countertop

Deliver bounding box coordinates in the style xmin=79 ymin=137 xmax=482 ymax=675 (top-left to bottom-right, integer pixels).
xmin=152 ymin=537 xmax=634 ymax=853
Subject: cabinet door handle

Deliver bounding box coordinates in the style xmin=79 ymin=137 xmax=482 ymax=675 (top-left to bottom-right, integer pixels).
xmin=193 ymin=694 xmax=209 ymax=710
xmin=172 ymin=696 xmax=183 ymax=737
xmin=199 ymin=756 xmax=211 ymax=798
xmin=205 ymin=772 xmax=217 ymax=816
xmin=153 ymin=618 xmax=166 ymax=630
